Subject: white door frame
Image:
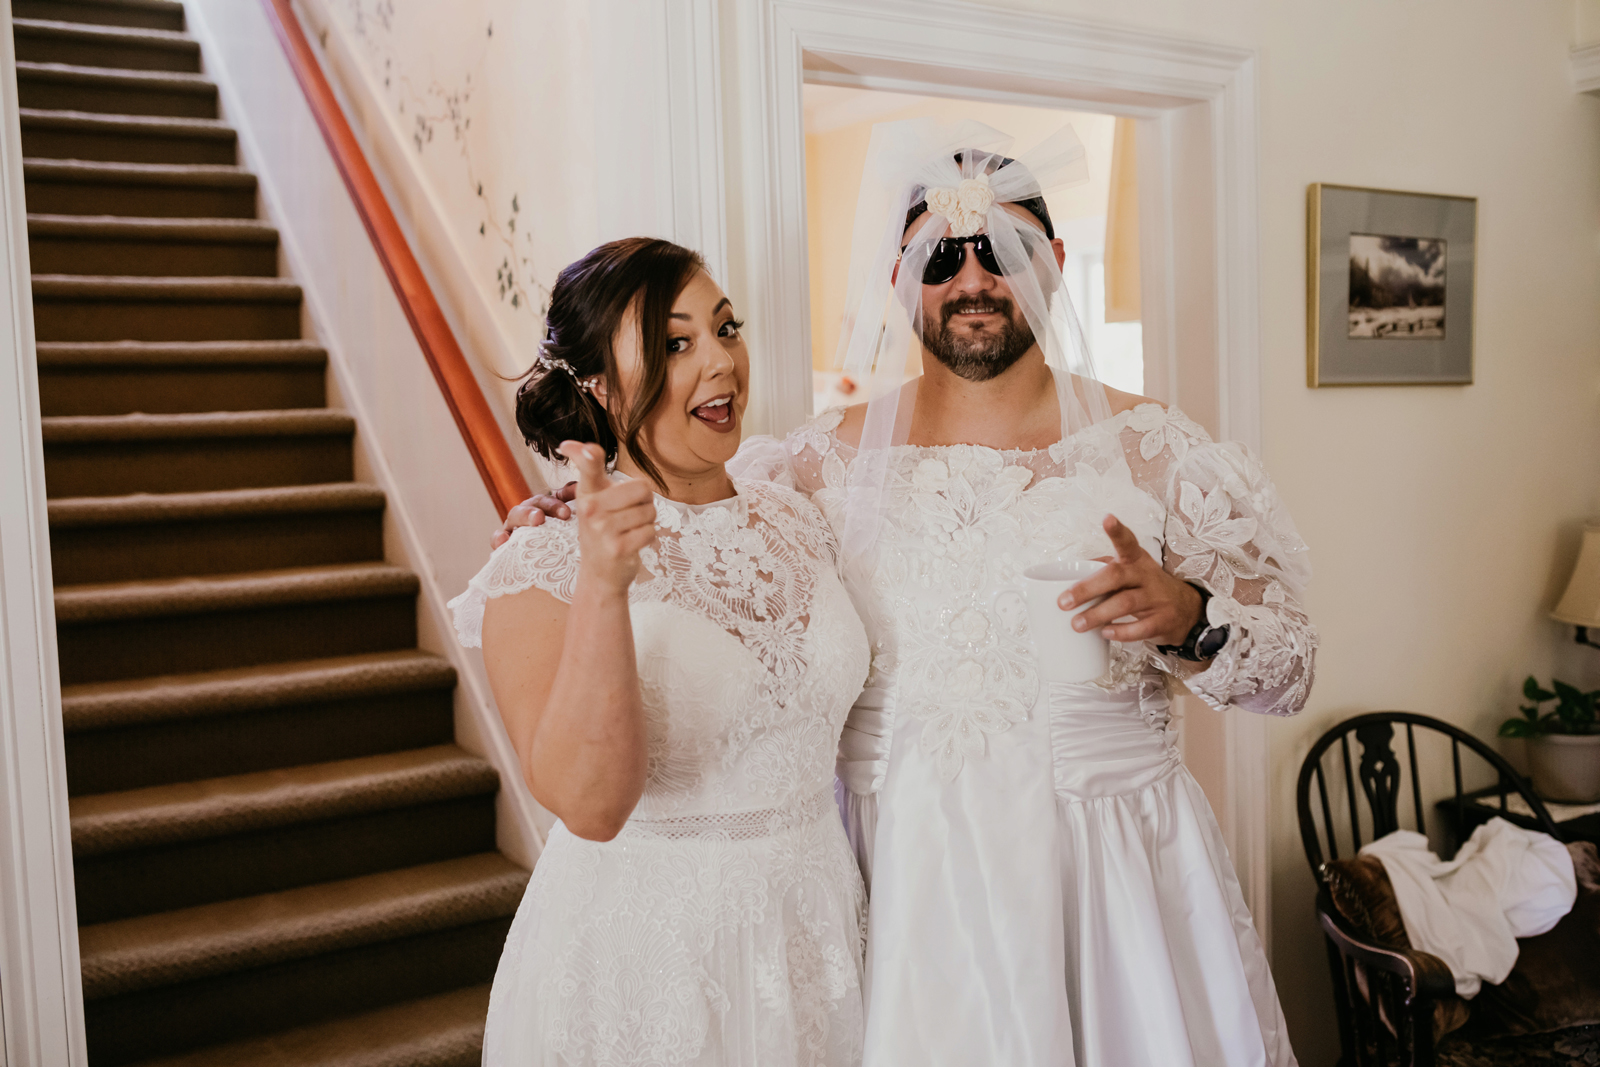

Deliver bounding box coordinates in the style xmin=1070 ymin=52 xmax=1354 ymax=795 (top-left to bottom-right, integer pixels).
xmin=711 ymin=0 xmax=1273 ymax=943
xmin=0 ymin=0 xmax=88 ymax=1060
xmin=592 ymin=0 xmax=728 ymax=284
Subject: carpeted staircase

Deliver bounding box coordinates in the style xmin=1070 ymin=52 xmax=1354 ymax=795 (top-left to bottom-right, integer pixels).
xmin=16 ymin=0 xmax=530 ymax=1063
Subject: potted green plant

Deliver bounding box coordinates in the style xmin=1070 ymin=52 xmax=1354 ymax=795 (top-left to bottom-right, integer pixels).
xmin=1500 ymin=676 xmax=1600 ymax=802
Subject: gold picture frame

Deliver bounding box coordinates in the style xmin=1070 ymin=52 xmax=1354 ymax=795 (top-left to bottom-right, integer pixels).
xmin=1307 ymin=183 xmax=1477 ymax=387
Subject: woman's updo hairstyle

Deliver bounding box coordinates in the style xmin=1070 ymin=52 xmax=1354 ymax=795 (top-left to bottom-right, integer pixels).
xmin=516 ymin=237 xmax=706 ymax=489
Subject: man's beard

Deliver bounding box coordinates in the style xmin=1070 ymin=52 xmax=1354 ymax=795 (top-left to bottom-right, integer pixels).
xmin=920 ymin=295 xmax=1035 ymax=382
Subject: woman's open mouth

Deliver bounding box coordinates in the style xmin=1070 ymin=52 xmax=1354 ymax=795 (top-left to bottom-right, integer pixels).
xmin=691 ymin=395 xmax=737 ymax=432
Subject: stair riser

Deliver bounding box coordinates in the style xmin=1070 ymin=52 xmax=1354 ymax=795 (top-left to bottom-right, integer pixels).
xmin=30 ymin=235 xmax=278 ymax=277
xmin=23 ymin=178 xmax=258 ymax=218
xmin=38 ymin=363 xmax=325 ymax=416
xmin=14 ymin=0 xmax=185 ymax=31
xmin=56 ymin=593 xmax=416 ymax=684
xmin=44 ymin=435 xmax=351 ymax=496
xmin=50 ymin=510 xmax=384 ymax=583
xmin=33 ymin=298 xmax=301 ymax=342
xmin=73 ymin=794 xmax=497 ymax=923
xmin=83 ymin=917 xmax=510 ymax=1067
xmin=19 ymin=79 xmax=216 ymax=119
xmin=14 ymin=36 xmax=199 ymax=73
xmin=65 ymin=689 xmax=456 ymax=795
xmin=21 ymin=125 xmax=235 ymax=166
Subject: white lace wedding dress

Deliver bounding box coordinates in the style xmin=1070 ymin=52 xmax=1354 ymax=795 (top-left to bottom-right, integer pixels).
xmin=736 ymin=402 xmax=1316 ymax=1067
xmin=450 ymin=479 xmax=871 ymax=1067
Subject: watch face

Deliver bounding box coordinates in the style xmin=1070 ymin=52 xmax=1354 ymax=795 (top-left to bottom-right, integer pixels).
xmin=1197 ymin=625 xmax=1229 ymax=659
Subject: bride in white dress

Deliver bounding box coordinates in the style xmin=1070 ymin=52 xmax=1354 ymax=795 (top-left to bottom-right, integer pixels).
xmin=450 ymin=237 xmax=870 ymax=1066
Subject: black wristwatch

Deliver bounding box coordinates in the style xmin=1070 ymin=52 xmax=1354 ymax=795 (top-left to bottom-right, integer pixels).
xmin=1156 ymin=583 xmax=1230 ymax=662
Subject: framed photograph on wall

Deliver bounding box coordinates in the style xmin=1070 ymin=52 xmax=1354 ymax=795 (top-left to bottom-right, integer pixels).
xmin=1307 ymin=183 xmax=1477 ymax=386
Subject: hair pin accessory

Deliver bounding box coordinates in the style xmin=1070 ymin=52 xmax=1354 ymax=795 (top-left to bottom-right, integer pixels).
xmin=535 ymin=351 xmax=601 ymax=393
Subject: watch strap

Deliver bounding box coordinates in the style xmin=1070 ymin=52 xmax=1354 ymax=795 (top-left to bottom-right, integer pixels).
xmin=1156 ymin=583 xmax=1228 ymax=662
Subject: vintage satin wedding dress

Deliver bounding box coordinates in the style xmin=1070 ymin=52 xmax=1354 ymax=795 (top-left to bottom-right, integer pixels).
xmin=735 ymin=399 xmax=1315 ymax=1067
xmin=450 ymin=478 xmax=871 ymax=1066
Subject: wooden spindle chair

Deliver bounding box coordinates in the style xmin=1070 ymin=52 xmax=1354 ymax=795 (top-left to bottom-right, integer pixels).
xmin=1296 ymin=712 xmax=1559 ymax=1067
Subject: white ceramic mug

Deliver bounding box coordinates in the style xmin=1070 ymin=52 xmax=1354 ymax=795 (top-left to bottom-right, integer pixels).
xmin=1023 ymin=559 xmax=1109 ymax=684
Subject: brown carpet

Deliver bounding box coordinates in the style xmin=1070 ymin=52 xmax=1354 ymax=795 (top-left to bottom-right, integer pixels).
xmin=21 ymin=1 xmax=528 ymax=1062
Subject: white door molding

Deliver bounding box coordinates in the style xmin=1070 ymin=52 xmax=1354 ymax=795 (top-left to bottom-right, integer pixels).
xmin=0 ymin=0 xmax=88 ymax=1059
xmin=591 ymin=0 xmax=727 ymax=283
xmin=722 ymin=0 xmax=1272 ymax=944
xmin=664 ymin=0 xmax=728 ymax=283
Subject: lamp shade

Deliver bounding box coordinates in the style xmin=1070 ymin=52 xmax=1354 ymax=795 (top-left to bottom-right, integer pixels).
xmin=1553 ymin=522 xmax=1600 ymax=628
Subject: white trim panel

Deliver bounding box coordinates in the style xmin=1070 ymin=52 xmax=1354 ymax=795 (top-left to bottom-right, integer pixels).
xmin=0 ymin=0 xmax=87 ymax=1057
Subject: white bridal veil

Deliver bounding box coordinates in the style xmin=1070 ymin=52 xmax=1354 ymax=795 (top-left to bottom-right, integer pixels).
xmin=831 ymin=118 xmax=1112 ymax=570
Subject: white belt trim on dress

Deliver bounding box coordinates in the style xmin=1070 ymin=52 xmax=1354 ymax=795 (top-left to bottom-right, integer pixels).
xmin=623 ymin=786 xmax=836 ymax=841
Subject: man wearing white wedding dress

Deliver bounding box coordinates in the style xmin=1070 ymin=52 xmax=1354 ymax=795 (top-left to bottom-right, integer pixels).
xmin=501 ymin=120 xmax=1315 ymax=1066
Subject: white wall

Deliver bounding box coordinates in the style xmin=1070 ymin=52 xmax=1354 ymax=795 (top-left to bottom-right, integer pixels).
xmin=299 ymin=0 xmax=599 ymax=382
xmin=899 ymin=1 xmax=1599 ymax=1059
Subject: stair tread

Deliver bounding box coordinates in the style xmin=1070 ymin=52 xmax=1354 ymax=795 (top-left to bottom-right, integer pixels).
xmin=71 ymin=744 xmax=500 ymax=857
xmin=28 ymin=0 xmax=185 ymax=14
xmin=55 ymin=559 xmax=416 ymax=623
xmin=131 ymin=983 xmax=491 ymax=1067
xmin=50 ymin=482 xmax=385 ymax=528
xmin=80 ymin=852 xmax=526 ymax=999
xmin=31 ymin=273 xmax=300 ymax=302
xmin=37 ymin=339 xmax=324 ymax=366
xmin=19 ymin=106 xmax=232 ymax=137
xmin=24 ymin=156 xmax=255 ymax=186
xmin=13 ymin=16 xmax=196 ymax=48
xmin=42 ymin=408 xmax=352 ymax=442
xmin=61 ymin=649 xmax=455 ymax=732
xmin=16 ymin=59 xmax=213 ymax=92
xmin=29 ymin=212 xmax=276 ymax=240
xmin=31 ymin=272 xmax=298 ymax=299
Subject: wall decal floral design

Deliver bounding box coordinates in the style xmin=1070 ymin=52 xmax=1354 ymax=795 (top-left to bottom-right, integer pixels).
xmin=332 ymin=0 xmax=553 ymax=319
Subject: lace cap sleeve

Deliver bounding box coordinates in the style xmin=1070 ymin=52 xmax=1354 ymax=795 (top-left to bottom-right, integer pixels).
xmin=1120 ymin=405 xmax=1318 ymax=717
xmin=447 ymin=520 xmax=581 ymax=648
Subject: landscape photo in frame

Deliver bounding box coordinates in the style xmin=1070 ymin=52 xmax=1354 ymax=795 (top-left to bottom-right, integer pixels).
xmin=1307 ymin=184 xmax=1475 ymax=386
xmin=1347 ymin=233 xmax=1445 ymax=340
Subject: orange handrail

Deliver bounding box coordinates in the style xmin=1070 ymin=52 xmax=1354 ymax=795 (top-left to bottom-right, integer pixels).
xmin=260 ymin=0 xmax=531 ymax=519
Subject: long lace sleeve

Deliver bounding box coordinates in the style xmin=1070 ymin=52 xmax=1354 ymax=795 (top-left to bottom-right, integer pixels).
xmin=1122 ymin=405 xmax=1318 ymax=717
xmin=447 ymin=520 xmax=581 ymax=648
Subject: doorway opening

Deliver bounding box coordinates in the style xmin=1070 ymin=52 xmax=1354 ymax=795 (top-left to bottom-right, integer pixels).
xmin=801 ymin=86 xmax=1144 ymax=414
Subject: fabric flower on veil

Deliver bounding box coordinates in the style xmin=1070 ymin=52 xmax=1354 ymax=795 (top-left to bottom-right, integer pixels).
xmin=924 ymin=174 xmax=996 ymax=237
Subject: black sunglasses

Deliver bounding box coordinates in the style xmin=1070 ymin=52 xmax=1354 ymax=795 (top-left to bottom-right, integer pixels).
xmin=903 ymin=233 xmax=1043 ymax=286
